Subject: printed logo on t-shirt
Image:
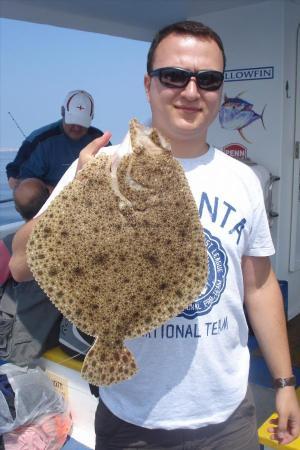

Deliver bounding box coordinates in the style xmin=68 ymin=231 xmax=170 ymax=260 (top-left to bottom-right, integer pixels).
xmin=178 ymin=229 xmax=228 ymax=319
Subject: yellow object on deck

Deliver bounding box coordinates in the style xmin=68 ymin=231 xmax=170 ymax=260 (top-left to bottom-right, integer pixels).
xmin=258 ymin=388 xmax=300 ymax=449
xmin=43 ymin=346 xmax=83 ymax=372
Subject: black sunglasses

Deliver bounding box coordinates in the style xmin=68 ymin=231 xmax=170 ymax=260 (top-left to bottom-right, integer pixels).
xmin=149 ymin=67 xmax=224 ymax=91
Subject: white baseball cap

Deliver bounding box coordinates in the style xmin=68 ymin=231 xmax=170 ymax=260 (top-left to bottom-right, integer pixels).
xmin=62 ymin=90 xmax=94 ymax=128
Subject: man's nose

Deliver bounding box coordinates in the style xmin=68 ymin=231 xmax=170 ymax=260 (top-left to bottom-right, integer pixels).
xmin=72 ymin=125 xmax=84 ymax=132
xmin=181 ymin=78 xmax=201 ymax=99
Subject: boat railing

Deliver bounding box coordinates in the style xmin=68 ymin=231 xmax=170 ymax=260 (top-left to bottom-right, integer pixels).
xmin=0 ymin=197 xmax=22 ymax=238
xmin=0 ymin=220 xmax=24 ymax=239
xmin=0 ymin=198 xmax=14 ymax=204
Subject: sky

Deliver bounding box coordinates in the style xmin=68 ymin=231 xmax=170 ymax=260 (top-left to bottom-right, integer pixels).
xmin=0 ymin=18 xmax=151 ymax=149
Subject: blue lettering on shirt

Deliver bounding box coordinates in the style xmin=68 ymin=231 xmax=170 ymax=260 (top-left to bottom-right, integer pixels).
xmin=199 ymin=192 xmax=246 ymax=245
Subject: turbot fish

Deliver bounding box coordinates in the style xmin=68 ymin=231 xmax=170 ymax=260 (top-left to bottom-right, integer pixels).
xmin=26 ymin=119 xmax=208 ymax=386
xmin=219 ymin=92 xmax=266 ymax=143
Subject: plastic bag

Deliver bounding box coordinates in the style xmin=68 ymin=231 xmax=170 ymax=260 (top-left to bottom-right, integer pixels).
xmin=0 ymin=363 xmax=65 ymax=434
xmin=3 ymin=411 xmax=72 ymax=450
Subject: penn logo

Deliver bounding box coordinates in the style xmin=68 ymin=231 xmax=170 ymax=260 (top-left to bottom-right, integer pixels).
xmin=223 ymin=143 xmax=247 ymax=160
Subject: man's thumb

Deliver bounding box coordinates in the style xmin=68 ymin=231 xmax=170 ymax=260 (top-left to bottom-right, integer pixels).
xmin=89 ymin=131 xmax=112 ymax=156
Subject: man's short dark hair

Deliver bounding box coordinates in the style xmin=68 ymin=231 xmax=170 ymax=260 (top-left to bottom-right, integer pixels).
xmin=147 ymin=20 xmax=226 ymax=73
xmin=14 ymin=179 xmax=50 ymax=221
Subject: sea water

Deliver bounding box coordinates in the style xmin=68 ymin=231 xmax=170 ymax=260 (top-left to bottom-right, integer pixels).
xmin=0 ymin=150 xmax=23 ymax=226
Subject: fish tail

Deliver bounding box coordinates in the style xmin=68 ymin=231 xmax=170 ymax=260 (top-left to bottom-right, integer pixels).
xmin=238 ymin=128 xmax=252 ymax=144
xmin=260 ymin=105 xmax=267 ymax=129
xmin=81 ymin=337 xmax=137 ymax=386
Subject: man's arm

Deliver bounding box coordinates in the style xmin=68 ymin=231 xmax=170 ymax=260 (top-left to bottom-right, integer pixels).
xmin=6 ymin=140 xmax=34 ymax=181
xmin=243 ymin=255 xmax=300 ymax=444
xmin=18 ymin=142 xmax=48 ymax=181
xmin=9 ymin=217 xmax=40 ymax=282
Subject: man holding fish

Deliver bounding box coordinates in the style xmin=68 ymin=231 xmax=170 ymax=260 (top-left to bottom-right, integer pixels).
xmin=10 ymin=20 xmax=300 ymax=450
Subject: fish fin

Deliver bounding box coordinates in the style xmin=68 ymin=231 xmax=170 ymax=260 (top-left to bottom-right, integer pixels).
xmin=238 ymin=128 xmax=252 ymax=144
xmin=81 ymin=337 xmax=137 ymax=386
xmin=260 ymin=105 xmax=267 ymax=130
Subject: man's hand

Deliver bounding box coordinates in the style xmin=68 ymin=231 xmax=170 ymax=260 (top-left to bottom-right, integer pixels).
xmin=8 ymin=177 xmax=19 ymax=190
xmin=243 ymin=255 xmax=300 ymax=444
xmin=267 ymin=387 xmax=300 ymax=444
xmin=76 ymin=132 xmax=112 ymax=174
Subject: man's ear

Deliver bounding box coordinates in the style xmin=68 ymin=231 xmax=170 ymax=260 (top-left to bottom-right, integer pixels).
xmin=144 ymin=74 xmax=151 ymax=102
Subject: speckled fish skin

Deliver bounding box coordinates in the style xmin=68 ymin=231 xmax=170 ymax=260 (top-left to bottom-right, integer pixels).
xmin=26 ymin=119 xmax=208 ymax=386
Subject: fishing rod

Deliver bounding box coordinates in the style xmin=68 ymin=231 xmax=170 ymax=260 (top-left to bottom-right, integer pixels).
xmin=8 ymin=111 xmax=26 ymax=138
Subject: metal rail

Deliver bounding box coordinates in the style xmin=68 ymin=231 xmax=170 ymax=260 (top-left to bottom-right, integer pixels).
xmin=0 ymin=198 xmax=13 ymax=204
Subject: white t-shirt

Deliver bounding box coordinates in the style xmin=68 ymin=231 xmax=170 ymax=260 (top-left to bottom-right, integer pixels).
xmin=39 ymin=143 xmax=274 ymax=430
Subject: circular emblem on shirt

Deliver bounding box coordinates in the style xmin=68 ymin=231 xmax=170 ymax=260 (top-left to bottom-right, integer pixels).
xmin=178 ymin=229 xmax=228 ymax=319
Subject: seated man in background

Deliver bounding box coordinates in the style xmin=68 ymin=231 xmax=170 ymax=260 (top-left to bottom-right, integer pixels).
xmin=13 ymin=177 xmax=52 ymax=221
xmin=6 ymin=89 xmax=110 ymax=189
xmin=0 ymin=179 xmax=61 ymax=365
